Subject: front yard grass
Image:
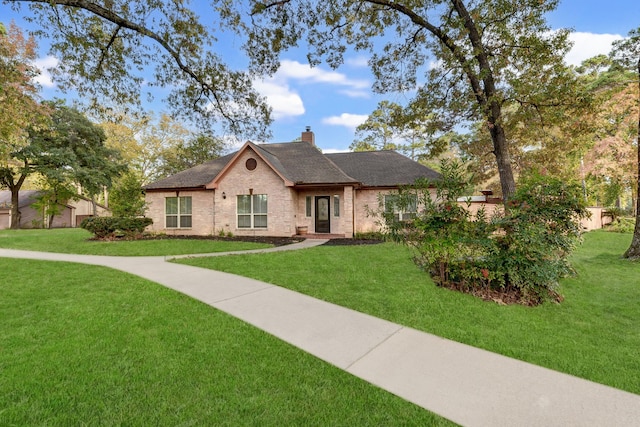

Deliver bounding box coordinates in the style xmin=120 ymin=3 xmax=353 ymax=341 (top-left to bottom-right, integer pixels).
xmin=0 ymin=228 xmax=271 ymax=256
xmin=176 ymin=231 xmax=640 ymax=395
xmin=0 ymin=258 xmax=450 ymax=425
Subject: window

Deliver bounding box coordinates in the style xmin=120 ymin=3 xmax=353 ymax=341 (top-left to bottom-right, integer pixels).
xmin=305 ymin=196 xmax=312 ymax=217
xmin=245 ymin=158 xmax=257 ymax=171
xmin=166 ymin=196 xmax=192 ymax=228
xmin=384 ymin=194 xmax=417 ymax=222
xmin=333 ymin=195 xmax=340 ymax=217
xmin=237 ymin=194 xmax=268 ymax=228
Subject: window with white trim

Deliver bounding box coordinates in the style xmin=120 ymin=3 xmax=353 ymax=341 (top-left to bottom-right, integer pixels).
xmin=237 ymin=194 xmax=268 ymax=228
xmin=384 ymin=194 xmax=417 ymax=221
xmin=166 ymin=196 xmax=192 ymax=228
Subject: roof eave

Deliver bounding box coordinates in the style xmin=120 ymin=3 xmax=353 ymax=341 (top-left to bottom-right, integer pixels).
xmin=144 ymin=185 xmax=208 ymax=192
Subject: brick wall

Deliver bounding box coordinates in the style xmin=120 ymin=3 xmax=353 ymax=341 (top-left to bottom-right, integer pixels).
xmin=296 ymin=186 xmax=354 ymax=237
xmin=145 ymin=190 xmax=215 ymax=236
xmin=215 ymin=148 xmax=296 ymax=237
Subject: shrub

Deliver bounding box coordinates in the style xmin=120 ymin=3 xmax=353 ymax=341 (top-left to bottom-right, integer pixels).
xmin=606 ymin=217 xmax=635 ymax=233
xmin=354 ymin=231 xmax=387 ymax=241
xmin=81 ymin=217 xmax=153 ymax=239
xmin=380 ymin=161 xmax=588 ymax=305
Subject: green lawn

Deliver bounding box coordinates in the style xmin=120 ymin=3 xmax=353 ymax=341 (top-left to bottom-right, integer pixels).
xmin=1 ymin=228 xmax=637 ymax=423
xmin=0 ymin=228 xmax=271 ymax=256
xmin=176 ymin=231 xmax=640 ymax=395
xmin=0 ymin=258 xmax=450 ymax=425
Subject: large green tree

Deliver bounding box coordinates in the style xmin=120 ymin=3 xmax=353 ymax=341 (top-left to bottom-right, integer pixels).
xmin=351 ymin=101 xmax=401 ymax=152
xmin=351 ymin=100 xmax=448 ymax=160
xmin=102 ymin=112 xmax=204 ymax=185
xmin=245 ymin=0 xmax=575 ymax=201
xmin=3 ymin=0 xmax=271 ymax=139
xmin=157 ymin=132 xmax=226 ymax=178
xmin=0 ymin=101 xmax=124 ymax=228
xmin=611 ymin=28 xmax=640 ymax=259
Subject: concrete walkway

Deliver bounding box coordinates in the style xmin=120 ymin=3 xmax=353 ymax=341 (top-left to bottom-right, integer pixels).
xmin=1 ymin=242 xmax=639 ymax=426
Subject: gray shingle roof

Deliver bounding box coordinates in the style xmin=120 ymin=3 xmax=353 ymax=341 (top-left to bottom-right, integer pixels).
xmin=325 ymin=151 xmax=442 ymax=187
xmin=144 ymin=142 xmax=441 ymax=190
xmin=144 ymin=152 xmax=235 ymax=190
xmin=254 ymin=142 xmax=358 ymax=184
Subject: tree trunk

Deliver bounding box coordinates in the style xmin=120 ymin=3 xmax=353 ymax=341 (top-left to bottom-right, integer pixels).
xmin=490 ymin=121 xmax=517 ymax=202
xmin=10 ymin=187 xmax=21 ymax=229
xmin=623 ymin=121 xmax=640 ymax=259
xmin=623 ymin=58 xmax=640 ymax=259
xmin=8 ymin=173 xmax=28 ymax=229
xmin=624 ymin=173 xmax=640 ymax=257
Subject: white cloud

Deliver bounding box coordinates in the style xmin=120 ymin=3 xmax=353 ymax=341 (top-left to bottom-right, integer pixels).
xmin=253 ymin=59 xmax=372 ymax=121
xmin=253 ymin=79 xmax=305 ymax=120
xmin=32 ymin=55 xmax=58 ymax=87
xmin=322 ymin=113 xmax=368 ymax=129
xmin=565 ymin=32 xmax=624 ymax=66
xmin=277 ymin=59 xmax=370 ymax=92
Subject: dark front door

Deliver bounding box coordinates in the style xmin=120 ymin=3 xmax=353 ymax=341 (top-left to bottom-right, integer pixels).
xmin=315 ymin=196 xmax=330 ymax=233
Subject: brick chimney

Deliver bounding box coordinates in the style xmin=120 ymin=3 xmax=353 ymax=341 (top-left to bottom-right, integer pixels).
xmin=301 ymin=126 xmax=315 ymax=146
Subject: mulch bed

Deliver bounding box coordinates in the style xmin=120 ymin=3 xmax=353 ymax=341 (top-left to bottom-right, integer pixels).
xmin=132 ymin=234 xmax=384 ymax=247
xmin=438 ymin=281 xmax=564 ymax=306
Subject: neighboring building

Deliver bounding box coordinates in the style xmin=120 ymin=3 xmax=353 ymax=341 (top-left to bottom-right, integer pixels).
xmin=458 ymin=191 xmax=614 ymax=231
xmin=144 ymin=129 xmax=441 ymax=237
xmin=0 ymin=190 xmax=110 ymax=230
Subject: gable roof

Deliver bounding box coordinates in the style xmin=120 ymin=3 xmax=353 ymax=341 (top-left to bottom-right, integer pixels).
xmin=145 ymin=152 xmax=235 ymax=190
xmin=253 ymin=142 xmax=358 ymax=185
xmin=144 ymin=141 xmax=441 ymax=191
xmin=326 ymin=151 xmax=442 ymax=187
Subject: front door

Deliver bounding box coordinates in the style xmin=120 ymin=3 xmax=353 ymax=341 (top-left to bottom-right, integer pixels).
xmin=315 ymin=196 xmax=330 ymax=233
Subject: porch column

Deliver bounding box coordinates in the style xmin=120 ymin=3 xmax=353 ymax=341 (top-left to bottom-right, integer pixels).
xmin=344 ymin=186 xmax=354 ymax=238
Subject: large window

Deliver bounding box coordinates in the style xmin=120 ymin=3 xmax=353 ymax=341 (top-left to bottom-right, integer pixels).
xmin=166 ymin=196 xmax=192 ymax=228
xmin=384 ymin=194 xmax=417 ymax=222
xmin=237 ymin=194 xmax=268 ymax=228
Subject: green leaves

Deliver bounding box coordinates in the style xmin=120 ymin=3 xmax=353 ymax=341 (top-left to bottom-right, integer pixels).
xmin=378 ymin=161 xmax=588 ymax=305
xmin=16 ymin=0 xmax=272 ymax=139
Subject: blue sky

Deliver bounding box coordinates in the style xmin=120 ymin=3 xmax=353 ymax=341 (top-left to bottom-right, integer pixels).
xmin=3 ymin=0 xmax=640 ymax=153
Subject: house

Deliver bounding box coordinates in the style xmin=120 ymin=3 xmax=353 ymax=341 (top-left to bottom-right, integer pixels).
xmin=144 ymin=129 xmax=441 ymax=238
xmin=0 ymin=190 xmax=110 ymax=230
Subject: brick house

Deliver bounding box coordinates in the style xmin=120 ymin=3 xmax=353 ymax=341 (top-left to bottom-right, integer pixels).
xmin=144 ymin=129 xmax=441 ymax=238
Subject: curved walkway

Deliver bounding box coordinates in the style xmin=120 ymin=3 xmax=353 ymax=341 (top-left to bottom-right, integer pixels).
xmin=1 ymin=242 xmax=639 ymax=426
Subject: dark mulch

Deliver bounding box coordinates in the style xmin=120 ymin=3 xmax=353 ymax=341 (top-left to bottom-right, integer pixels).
xmin=130 ymin=234 xmax=383 ymax=247
xmin=321 ymin=238 xmax=384 ymax=246
xmin=438 ymin=281 xmax=563 ymax=306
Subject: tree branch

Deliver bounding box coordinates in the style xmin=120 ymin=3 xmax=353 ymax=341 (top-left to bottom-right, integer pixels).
xmin=10 ymin=0 xmax=235 ymax=124
xmin=94 ymin=25 xmax=121 ymax=78
xmin=364 ymin=0 xmax=487 ymax=109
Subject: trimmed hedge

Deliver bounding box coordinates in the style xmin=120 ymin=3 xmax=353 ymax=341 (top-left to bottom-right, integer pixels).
xmin=80 ymin=217 xmax=153 ymax=239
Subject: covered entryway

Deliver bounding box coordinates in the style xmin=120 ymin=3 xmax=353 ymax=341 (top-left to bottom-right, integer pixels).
xmin=315 ymin=196 xmax=330 ymax=233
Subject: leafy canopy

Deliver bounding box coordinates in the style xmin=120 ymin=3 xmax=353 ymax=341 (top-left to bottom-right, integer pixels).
xmin=5 ymin=0 xmax=272 ymax=139
xmin=244 ymin=0 xmax=576 ymax=200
